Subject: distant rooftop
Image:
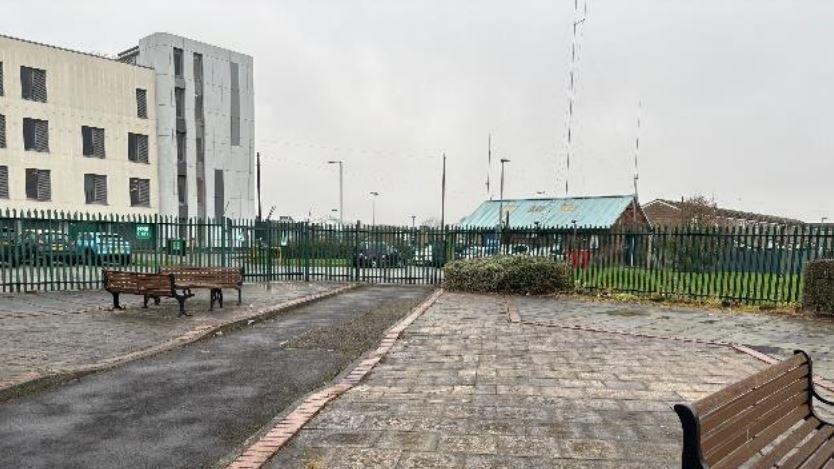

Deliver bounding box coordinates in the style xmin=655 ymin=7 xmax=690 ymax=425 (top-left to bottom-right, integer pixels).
xmin=644 ymin=199 xmax=804 ymax=226
xmin=459 ymin=195 xmax=639 ymax=229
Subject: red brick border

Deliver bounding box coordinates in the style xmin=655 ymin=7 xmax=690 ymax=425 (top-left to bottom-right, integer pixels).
xmin=509 ymin=297 xmax=834 ymax=393
xmin=226 ymin=288 xmax=444 ymax=469
xmin=0 ymin=283 xmax=357 ymax=400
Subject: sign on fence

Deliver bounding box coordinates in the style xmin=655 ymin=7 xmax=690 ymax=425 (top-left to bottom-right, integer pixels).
xmin=135 ymin=224 xmax=152 ymax=241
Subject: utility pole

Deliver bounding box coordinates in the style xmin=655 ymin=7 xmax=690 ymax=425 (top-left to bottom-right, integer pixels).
xmin=440 ymin=153 xmax=447 ymax=229
xmin=256 ymin=152 xmax=262 ymax=221
xmin=327 ymin=160 xmax=344 ymax=225
xmin=487 ymin=134 xmax=492 ymax=200
xmin=370 ymin=191 xmax=379 ymax=225
xmin=633 ymin=100 xmax=642 ymax=223
xmin=499 ymin=158 xmax=510 ymax=227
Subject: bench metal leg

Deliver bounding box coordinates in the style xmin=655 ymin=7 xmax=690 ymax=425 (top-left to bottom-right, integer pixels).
xmin=209 ymin=290 xmax=216 ymax=311
xmin=218 ymin=289 xmax=224 ymax=308
xmin=111 ymin=292 xmax=125 ymax=310
xmin=176 ymin=296 xmax=191 ymax=317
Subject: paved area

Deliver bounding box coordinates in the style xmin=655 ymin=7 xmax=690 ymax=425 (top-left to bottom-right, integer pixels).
xmin=0 ymin=285 xmax=431 ymax=469
xmin=268 ymin=292 xmax=768 ymax=468
xmin=516 ymin=297 xmax=834 ymax=380
xmin=0 ymin=282 xmax=342 ymax=391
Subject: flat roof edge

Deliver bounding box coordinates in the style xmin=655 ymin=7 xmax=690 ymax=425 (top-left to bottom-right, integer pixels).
xmin=0 ymin=34 xmax=153 ymax=70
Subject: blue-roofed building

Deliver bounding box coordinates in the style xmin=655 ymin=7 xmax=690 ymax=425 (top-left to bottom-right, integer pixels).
xmin=459 ymin=195 xmax=649 ymax=230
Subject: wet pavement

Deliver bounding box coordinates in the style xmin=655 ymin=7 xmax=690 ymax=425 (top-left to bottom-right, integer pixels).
xmin=0 ymin=282 xmax=342 ymax=391
xmin=0 ymin=285 xmax=431 ymax=469
xmin=267 ymin=292 xmax=767 ymax=468
xmin=515 ymin=297 xmax=834 ymax=380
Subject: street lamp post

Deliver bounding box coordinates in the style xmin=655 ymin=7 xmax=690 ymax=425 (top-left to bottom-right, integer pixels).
xmin=327 ymin=160 xmax=343 ymax=224
xmin=370 ymin=191 xmax=380 ymax=225
xmin=411 ymin=215 xmax=417 ymax=228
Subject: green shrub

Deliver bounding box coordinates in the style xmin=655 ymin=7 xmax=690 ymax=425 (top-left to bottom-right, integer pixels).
xmin=444 ymin=255 xmax=573 ymax=295
xmin=804 ymin=260 xmax=834 ymax=315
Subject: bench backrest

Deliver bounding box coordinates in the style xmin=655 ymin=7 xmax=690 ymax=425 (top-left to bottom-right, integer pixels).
xmin=103 ymin=270 xmax=174 ymax=296
xmin=160 ymin=266 xmax=243 ymax=287
xmin=674 ymin=351 xmax=814 ymax=468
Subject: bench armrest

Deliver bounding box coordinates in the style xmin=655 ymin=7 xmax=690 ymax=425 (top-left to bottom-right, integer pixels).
xmin=814 ymin=388 xmax=834 ymax=407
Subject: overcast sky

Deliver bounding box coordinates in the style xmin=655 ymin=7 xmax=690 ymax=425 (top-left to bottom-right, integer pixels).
xmin=4 ymin=0 xmax=833 ymax=224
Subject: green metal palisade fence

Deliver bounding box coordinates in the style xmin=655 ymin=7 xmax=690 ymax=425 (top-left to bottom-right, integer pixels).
xmin=1 ymin=209 xmax=832 ymax=304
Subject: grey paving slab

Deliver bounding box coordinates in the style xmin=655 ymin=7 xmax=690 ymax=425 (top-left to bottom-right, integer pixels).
xmin=0 ymin=282 xmax=342 ymax=389
xmin=267 ymin=293 xmax=765 ymax=468
xmin=517 ymin=297 xmax=834 ymax=380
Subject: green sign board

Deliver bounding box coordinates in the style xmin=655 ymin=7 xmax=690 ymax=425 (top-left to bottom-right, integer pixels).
xmin=136 ymin=224 xmax=152 ymax=240
xmin=167 ymin=239 xmax=186 ymax=256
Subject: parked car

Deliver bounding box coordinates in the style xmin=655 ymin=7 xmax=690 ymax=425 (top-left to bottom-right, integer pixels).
xmin=353 ymin=241 xmax=403 ymax=268
xmin=12 ymin=230 xmax=76 ymax=266
xmin=75 ymin=232 xmax=132 ymax=265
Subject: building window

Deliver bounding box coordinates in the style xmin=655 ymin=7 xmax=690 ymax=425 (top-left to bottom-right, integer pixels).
xmin=129 ymin=178 xmax=150 ymax=207
xmin=128 ymin=133 xmax=149 ymax=163
xmin=82 ymin=126 xmax=106 ymax=158
xmin=25 ymin=169 xmax=50 ymax=201
xmin=175 ymin=87 xmax=185 ymax=119
xmin=136 ymin=88 xmax=147 ymax=119
xmin=0 ymin=62 xmax=4 ymax=96
xmin=193 ymin=53 xmax=203 ymax=83
xmin=176 ymin=133 xmax=186 ymax=163
xmin=173 ymin=47 xmax=184 ymax=78
xmin=195 ymin=136 xmax=204 ymax=163
xmin=0 ymin=114 xmax=5 ymax=148
xmin=214 ymin=169 xmax=225 ymax=220
xmin=230 ymin=62 xmax=241 ymax=146
xmin=20 ymin=66 xmax=47 ymax=102
xmin=84 ymin=174 xmax=108 ymax=205
xmin=177 ymin=174 xmax=187 ymax=205
xmin=0 ymin=166 xmax=7 ymax=199
xmin=23 ymin=118 xmax=49 ymax=152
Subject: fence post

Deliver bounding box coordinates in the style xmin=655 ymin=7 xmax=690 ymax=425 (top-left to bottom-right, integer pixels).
xmin=354 ymin=221 xmax=361 ymax=282
xmin=303 ymin=222 xmax=310 ymax=282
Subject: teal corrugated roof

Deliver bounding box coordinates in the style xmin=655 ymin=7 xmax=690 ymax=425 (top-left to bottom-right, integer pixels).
xmin=459 ymin=195 xmax=636 ymax=228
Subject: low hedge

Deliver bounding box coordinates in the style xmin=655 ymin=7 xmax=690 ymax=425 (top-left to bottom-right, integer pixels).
xmin=444 ymin=255 xmax=574 ymax=295
xmin=804 ymin=259 xmax=834 ymax=315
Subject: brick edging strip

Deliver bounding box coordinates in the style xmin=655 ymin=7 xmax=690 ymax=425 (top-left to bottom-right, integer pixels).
xmin=507 ymin=297 xmax=834 ymax=394
xmin=0 ymin=283 xmax=358 ymax=402
xmin=226 ymin=288 xmax=445 ymax=469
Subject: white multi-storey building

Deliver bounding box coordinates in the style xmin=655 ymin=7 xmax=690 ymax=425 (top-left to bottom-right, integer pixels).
xmin=0 ymin=35 xmax=159 ymax=215
xmin=118 ymin=33 xmax=255 ymax=220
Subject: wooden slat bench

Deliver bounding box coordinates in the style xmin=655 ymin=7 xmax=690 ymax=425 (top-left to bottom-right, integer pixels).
xmin=159 ymin=267 xmax=243 ymax=310
xmin=674 ymin=350 xmax=834 ymax=469
xmin=103 ymin=270 xmax=195 ymax=317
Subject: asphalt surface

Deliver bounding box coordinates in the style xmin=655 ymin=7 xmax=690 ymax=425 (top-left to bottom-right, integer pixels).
xmin=0 ymin=285 xmax=431 ymax=469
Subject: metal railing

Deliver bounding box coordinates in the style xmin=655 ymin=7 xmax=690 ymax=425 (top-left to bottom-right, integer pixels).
xmin=1 ymin=209 xmax=831 ymax=304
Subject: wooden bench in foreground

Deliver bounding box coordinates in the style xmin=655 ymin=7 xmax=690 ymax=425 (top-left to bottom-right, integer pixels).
xmin=674 ymin=350 xmax=834 ymax=469
xmin=160 ymin=267 xmax=243 ymax=310
xmin=103 ymin=270 xmax=195 ymax=317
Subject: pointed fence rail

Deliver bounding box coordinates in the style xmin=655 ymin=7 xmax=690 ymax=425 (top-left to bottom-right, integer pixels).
xmin=0 ymin=209 xmax=831 ymax=305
